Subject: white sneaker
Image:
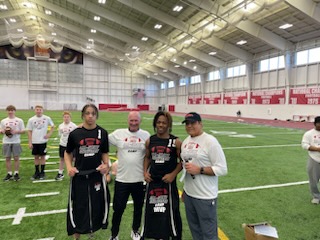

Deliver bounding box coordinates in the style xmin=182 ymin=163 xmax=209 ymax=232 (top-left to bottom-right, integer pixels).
xmin=311 ymin=198 xmax=319 ymax=204
xmin=131 ymin=230 xmax=141 ymax=240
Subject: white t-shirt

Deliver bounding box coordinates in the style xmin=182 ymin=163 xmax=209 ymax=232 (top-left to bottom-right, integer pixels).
xmin=0 ymin=117 xmax=25 ymax=144
xmin=109 ymin=128 xmax=150 ymax=183
xmin=301 ymin=128 xmax=320 ymax=162
xmin=26 ymin=115 xmax=54 ymax=144
xmin=58 ymin=122 xmax=77 ymax=147
xmin=181 ymin=132 xmax=227 ymax=199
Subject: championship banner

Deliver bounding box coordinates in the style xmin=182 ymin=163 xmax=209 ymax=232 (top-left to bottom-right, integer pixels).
xmin=290 ymin=87 xmax=320 ymax=104
xmin=203 ymin=93 xmax=221 ymax=104
xmin=188 ymin=95 xmax=202 ymax=104
xmin=250 ymin=89 xmax=285 ymax=104
xmin=223 ymin=91 xmax=247 ymax=104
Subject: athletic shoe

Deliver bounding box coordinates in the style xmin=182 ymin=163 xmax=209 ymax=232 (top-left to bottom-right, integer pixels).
xmin=13 ymin=173 xmax=20 ymax=181
xmin=131 ymin=230 xmax=141 ymax=240
xmin=109 ymin=236 xmax=119 ymax=240
xmin=39 ymin=172 xmax=46 ymax=180
xmin=311 ymin=198 xmax=319 ymax=204
xmin=31 ymin=173 xmax=40 ymax=180
xmin=55 ymin=173 xmax=64 ymax=181
xmin=3 ymin=174 xmax=13 ymax=181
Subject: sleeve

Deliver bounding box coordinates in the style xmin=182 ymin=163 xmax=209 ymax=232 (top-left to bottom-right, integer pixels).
xmin=108 ymin=130 xmax=118 ymax=146
xmin=208 ymin=137 xmax=228 ymax=176
xmin=48 ymin=117 xmax=54 ymax=126
xmin=101 ymin=129 xmax=109 ymax=153
xmin=20 ymin=119 xmax=25 ymax=131
xmin=26 ymin=118 xmax=32 ymax=130
xmin=301 ymin=131 xmax=311 ymax=150
xmin=66 ymin=131 xmax=75 ymax=153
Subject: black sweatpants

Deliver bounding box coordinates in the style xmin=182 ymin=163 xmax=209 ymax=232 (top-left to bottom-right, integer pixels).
xmin=111 ymin=181 xmax=145 ymax=236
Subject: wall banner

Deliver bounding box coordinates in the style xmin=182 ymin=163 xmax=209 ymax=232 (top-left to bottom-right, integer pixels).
xmin=223 ymin=91 xmax=247 ymax=104
xmin=250 ymin=89 xmax=285 ymax=104
xmin=290 ymin=87 xmax=320 ymax=104
xmin=203 ymin=93 xmax=221 ymax=104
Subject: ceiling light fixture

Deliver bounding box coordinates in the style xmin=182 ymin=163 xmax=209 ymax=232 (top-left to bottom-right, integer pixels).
xmin=154 ymin=24 xmax=162 ymax=29
xmin=51 ymin=32 xmax=56 ymax=36
xmin=193 ymin=66 xmax=197 ymax=70
xmin=94 ymin=16 xmax=100 ymax=21
xmin=173 ymin=5 xmax=183 ymax=12
xmin=0 ymin=4 xmax=8 ymax=10
xmin=174 ymin=65 xmax=180 ymax=68
xmin=237 ymin=40 xmax=247 ymax=45
xmin=17 ymin=29 xmax=23 ymax=32
xmin=45 ymin=10 xmax=52 ymax=15
xmin=209 ymin=51 xmax=217 ymax=55
xmin=49 ymin=23 xmax=54 ymax=27
xmin=279 ymin=23 xmax=293 ymax=29
xmin=141 ymin=36 xmax=148 ymax=41
xmin=98 ymin=0 xmax=106 ymax=4
xmin=189 ymin=59 xmax=196 ymax=62
xmin=91 ymin=29 xmax=96 ymax=33
xmin=10 ymin=18 xmax=16 ymax=23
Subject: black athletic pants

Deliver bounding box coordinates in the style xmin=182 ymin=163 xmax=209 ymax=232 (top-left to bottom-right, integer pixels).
xmin=111 ymin=181 xmax=145 ymax=236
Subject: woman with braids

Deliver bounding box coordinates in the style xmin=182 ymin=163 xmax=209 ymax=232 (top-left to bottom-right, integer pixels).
xmin=65 ymin=104 xmax=111 ymax=239
xmin=142 ymin=111 xmax=182 ymax=240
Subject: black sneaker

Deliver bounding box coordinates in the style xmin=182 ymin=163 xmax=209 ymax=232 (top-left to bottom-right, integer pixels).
xmin=31 ymin=172 xmax=40 ymax=180
xmin=3 ymin=174 xmax=13 ymax=181
xmin=39 ymin=172 xmax=46 ymax=180
xmin=55 ymin=173 xmax=64 ymax=181
xmin=13 ymin=173 xmax=20 ymax=181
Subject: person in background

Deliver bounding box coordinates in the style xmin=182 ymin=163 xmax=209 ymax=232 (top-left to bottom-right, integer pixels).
xmin=142 ymin=111 xmax=182 ymax=240
xmin=65 ymin=103 xmax=110 ymax=239
xmin=55 ymin=111 xmax=77 ymax=181
xmin=108 ymin=111 xmax=150 ymax=240
xmin=180 ymin=112 xmax=227 ymax=240
xmin=26 ymin=105 xmax=54 ymax=180
xmin=301 ymin=116 xmax=320 ymax=204
xmin=0 ymin=105 xmax=25 ymax=181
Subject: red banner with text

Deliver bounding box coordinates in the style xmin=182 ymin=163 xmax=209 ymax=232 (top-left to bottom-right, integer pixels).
xmin=203 ymin=93 xmax=221 ymax=104
xmin=250 ymin=89 xmax=285 ymax=104
xmin=290 ymin=87 xmax=320 ymax=104
xmin=223 ymin=91 xmax=247 ymax=104
xmin=188 ymin=95 xmax=202 ymax=104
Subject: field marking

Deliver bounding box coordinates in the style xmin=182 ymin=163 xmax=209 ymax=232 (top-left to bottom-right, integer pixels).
xmin=44 ymin=169 xmax=59 ymax=173
xmin=32 ymin=179 xmax=57 ymax=183
xmin=218 ymin=227 xmax=229 ymax=240
xmin=12 ymin=207 xmax=25 ymax=225
xmin=219 ymin=181 xmax=308 ymax=194
xmin=223 ymin=144 xmax=300 ymax=150
xmin=25 ymin=192 xmax=60 ymax=198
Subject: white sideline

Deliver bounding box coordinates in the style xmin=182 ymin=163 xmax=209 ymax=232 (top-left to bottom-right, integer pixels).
xmin=223 ymin=144 xmax=300 ymax=150
xmin=0 ymin=180 xmax=309 ymax=225
xmin=25 ymin=192 xmax=60 ymax=198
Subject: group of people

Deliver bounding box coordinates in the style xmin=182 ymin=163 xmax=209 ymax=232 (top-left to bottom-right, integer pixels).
xmin=0 ymin=104 xmax=77 ymax=182
xmin=4 ymin=103 xmax=320 ymax=239
xmin=64 ymin=105 xmax=228 ymax=240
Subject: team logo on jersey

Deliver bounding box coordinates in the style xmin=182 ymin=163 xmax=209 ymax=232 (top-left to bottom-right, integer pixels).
xmin=79 ymin=138 xmax=101 ymax=157
xmin=151 ymin=146 xmax=171 ymax=163
xmin=94 ymin=182 xmax=101 ymax=191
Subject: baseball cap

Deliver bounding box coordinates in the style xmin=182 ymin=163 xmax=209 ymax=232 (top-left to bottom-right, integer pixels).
xmin=182 ymin=112 xmax=202 ymax=123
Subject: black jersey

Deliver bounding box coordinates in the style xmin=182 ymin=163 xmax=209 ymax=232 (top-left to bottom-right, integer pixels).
xmin=148 ymin=134 xmax=179 ymax=180
xmin=66 ymin=125 xmax=109 ymax=171
xmin=66 ymin=125 xmax=110 ymax=236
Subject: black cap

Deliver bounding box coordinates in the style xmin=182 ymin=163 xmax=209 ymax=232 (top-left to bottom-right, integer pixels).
xmin=182 ymin=112 xmax=202 ymax=123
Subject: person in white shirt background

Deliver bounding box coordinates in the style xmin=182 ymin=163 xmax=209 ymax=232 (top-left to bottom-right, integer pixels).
xmin=301 ymin=116 xmax=320 ymax=204
xmin=55 ymin=111 xmax=77 ymax=180
xmin=0 ymin=105 xmax=25 ymax=181
xmin=26 ymin=105 xmax=54 ymax=180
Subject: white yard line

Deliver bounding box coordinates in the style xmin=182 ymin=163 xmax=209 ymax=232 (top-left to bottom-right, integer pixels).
xmin=219 ymin=181 xmax=308 ymax=194
xmin=223 ymin=144 xmax=300 ymax=150
xmin=25 ymin=192 xmax=60 ymax=198
xmin=0 ymin=180 xmax=308 ymax=225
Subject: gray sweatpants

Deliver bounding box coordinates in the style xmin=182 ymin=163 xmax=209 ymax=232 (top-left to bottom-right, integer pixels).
xmin=307 ymin=157 xmax=320 ymax=199
xmin=184 ymin=193 xmax=218 ymax=240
